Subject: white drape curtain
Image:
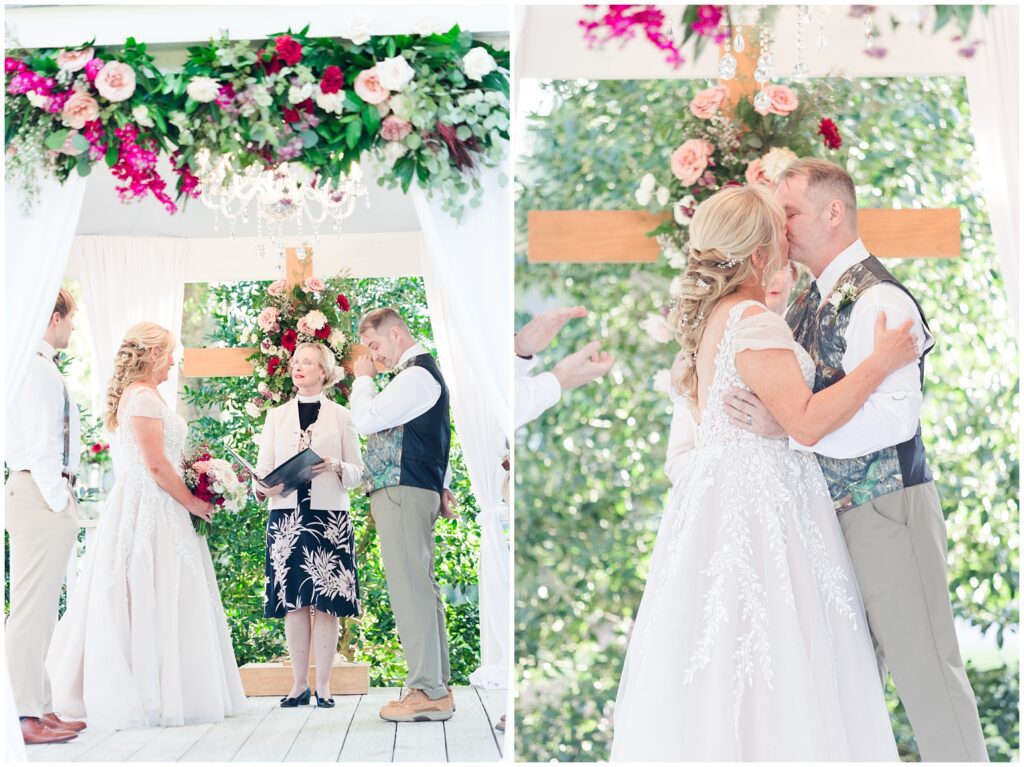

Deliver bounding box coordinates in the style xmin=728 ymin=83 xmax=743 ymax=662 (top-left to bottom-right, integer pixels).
xmin=964 ymin=4 xmax=1020 ymax=333
xmin=5 ymin=174 xmax=87 ymax=415
xmin=412 ymin=167 xmax=512 ymax=690
xmin=72 ymin=236 xmax=187 ymax=411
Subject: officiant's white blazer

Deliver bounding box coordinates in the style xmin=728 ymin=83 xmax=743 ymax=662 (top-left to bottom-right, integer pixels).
xmin=255 ymin=394 xmax=364 ymax=511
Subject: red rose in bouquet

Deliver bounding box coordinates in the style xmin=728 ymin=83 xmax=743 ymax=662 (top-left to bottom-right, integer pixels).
xmin=320 ymin=65 xmax=344 ymax=94
xmin=818 ymin=118 xmax=842 ymax=150
xmin=182 ymin=445 xmax=248 ymax=536
xmin=337 ymin=294 xmax=350 ymax=312
xmin=315 ymin=323 xmax=332 ymax=340
xmin=274 ymin=35 xmax=303 ymax=66
xmin=281 ymin=328 xmax=298 ymax=353
xmin=267 ymin=356 xmax=283 ymax=377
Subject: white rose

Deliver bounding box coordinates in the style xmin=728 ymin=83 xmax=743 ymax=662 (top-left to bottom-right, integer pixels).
xmin=653 ymin=369 xmax=672 ymax=394
xmin=634 ymin=186 xmax=652 ymax=207
xmin=186 ymin=76 xmax=220 ymax=103
xmin=287 ymin=162 xmax=315 ymax=185
xmin=26 ymin=91 xmax=48 ymax=109
xmin=664 ymin=246 xmax=687 ymax=269
xmin=462 ymin=47 xmax=498 ymax=82
xmin=638 ymin=173 xmax=656 ymax=194
xmin=315 ymin=89 xmax=344 ymax=114
xmin=389 ymin=93 xmax=413 ymax=121
xmin=382 ymin=140 xmax=409 ymax=167
xmin=641 ymin=314 xmax=675 ymax=344
xmin=827 ymin=292 xmax=843 ymax=308
xmin=670 ymin=276 xmax=685 ymax=298
xmin=132 ymin=104 xmax=154 ymax=128
xmin=302 ymin=309 xmax=328 ymax=330
xmin=413 ymin=17 xmax=448 ymax=35
xmin=760 ymin=146 xmax=799 ymax=182
xmin=245 ymin=401 xmax=261 ymax=418
xmin=288 ymin=82 xmax=314 ymax=105
xmin=340 ymin=14 xmax=373 ymax=45
xmin=656 ymin=186 xmax=671 ymax=207
xmin=329 ymin=329 xmax=347 ymax=349
xmin=376 ymin=56 xmax=415 ymax=93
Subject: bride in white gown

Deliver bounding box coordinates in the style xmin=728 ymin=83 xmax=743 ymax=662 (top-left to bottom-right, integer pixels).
xmin=47 ymin=322 xmax=246 ymax=730
xmin=611 ymin=186 xmax=918 ymax=761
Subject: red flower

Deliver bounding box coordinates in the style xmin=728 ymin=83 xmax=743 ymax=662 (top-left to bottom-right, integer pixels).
xmin=282 ymin=107 xmax=302 ymax=123
xmin=91 ymin=443 xmax=103 ymax=453
xmin=818 ymin=117 xmax=842 ymax=150
xmin=299 ymin=98 xmax=314 ymax=114
xmin=267 ymin=356 xmax=283 ymax=377
xmin=320 ymin=65 xmax=344 ymax=94
xmin=315 ymin=323 xmax=331 ymax=340
xmin=274 ymin=35 xmax=303 ymax=66
xmin=281 ymin=328 xmax=298 ymax=353
xmin=336 ymin=294 xmax=350 ymax=312
xmin=258 ymin=48 xmax=283 ymax=75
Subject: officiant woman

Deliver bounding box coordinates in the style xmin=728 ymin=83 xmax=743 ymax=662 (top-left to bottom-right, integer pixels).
xmin=254 ymin=342 xmax=364 ymax=708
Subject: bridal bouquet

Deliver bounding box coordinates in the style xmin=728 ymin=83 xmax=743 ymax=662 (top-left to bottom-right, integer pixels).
xmin=182 ymin=445 xmax=249 ymax=536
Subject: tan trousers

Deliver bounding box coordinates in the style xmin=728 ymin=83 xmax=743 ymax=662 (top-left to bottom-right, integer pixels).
xmin=370 ymin=485 xmax=451 ymax=700
xmin=839 ymin=482 xmax=988 ymax=762
xmin=5 ymin=472 xmax=79 ymax=718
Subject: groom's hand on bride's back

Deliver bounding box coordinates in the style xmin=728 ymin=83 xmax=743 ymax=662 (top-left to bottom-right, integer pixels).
xmin=723 ymin=386 xmax=787 ymax=439
xmin=552 ymin=341 xmax=615 ymax=391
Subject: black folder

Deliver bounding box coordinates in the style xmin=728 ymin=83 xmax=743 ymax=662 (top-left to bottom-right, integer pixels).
xmin=228 ymin=447 xmax=323 ymax=496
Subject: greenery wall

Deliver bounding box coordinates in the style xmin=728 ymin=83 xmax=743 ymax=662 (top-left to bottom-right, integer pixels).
xmin=514 ymin=77 xmax=1018 ymax=761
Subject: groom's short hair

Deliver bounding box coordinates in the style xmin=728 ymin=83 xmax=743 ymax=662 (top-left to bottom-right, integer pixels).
xmin=358 ymin=307 xmax=409 ymax=336
xmin=777 ymin=158 xmax=857 ymax=228
xmin=53 ymin=288 xmax=77 ymax=319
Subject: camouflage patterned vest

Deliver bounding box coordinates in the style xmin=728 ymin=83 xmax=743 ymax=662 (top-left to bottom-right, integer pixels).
xmin=785 ymin=255 xmax=933 ymax=513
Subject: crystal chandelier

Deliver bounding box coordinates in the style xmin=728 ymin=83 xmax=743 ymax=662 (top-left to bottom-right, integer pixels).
xmin=192 ymin=150 xmax=369 ymax=270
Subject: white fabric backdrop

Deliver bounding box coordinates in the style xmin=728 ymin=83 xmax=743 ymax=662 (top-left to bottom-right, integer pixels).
xmin=412 ymin=168 xmax=512 ymax=690
xmin=964 ymin=4 xmax=1020 ymax=333
xmin=72 ymin=236 xmax=187 ymax=411
xmin=5 ymin=175 xmax=87 ymax=415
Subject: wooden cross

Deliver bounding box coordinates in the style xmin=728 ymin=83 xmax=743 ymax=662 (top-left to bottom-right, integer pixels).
xmin=181 ymin=246 xmax=375 ymax=378
xmin=528 ymin=26 xmax=961 ymax=263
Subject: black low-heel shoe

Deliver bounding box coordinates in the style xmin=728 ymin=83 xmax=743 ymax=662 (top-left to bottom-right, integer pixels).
xmin=315 ymin=693 xmax=335 ymax=708
xmin=280 ymin=688 xmax=311 ymax=708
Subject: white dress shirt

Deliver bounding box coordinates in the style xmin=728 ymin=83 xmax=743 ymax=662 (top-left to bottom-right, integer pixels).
xmin=791 ymin=239 xmax=935 ymax=459
xmin=514 ymin=355 xmax=561 ymax=428
xmin=350 ymin=341 xmax=451 ymax=487
xmin=6 ymin=340 xmax=81 ymax=512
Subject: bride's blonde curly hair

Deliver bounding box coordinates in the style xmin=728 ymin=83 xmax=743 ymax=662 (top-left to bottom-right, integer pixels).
xmin=104 ymin=322 xmax=175 ymax=430
xmin=668 ymin=185 xmax=786 ymax=398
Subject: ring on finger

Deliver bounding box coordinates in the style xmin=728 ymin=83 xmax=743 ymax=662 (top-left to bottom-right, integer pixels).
xmin=746 ymin=413 xmax=753 ymax=425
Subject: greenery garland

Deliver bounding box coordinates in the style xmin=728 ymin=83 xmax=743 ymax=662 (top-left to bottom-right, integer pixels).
xmin=4 ymin=25 xmax=509 ymax=218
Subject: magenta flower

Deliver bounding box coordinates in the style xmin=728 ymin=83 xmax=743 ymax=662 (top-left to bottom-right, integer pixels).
xmin=85 ymin=57 xmax=104 ymax=82
xmin=5 ymin=57 xmax=26 ymax=75
xmin=579 ymin=5 xmax=685 ymax=69
xmin=691 ymin=6 xmax=726 ymax=42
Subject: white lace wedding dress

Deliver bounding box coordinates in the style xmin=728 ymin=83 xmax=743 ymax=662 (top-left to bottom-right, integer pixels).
xmin=47 ymin=387 xmax=246 ymax=729
xmin=611 ymin=301 xmax=898 ymax=761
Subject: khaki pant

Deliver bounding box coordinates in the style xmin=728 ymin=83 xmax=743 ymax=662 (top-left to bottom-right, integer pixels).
xmin=839 ymin=482 xmax=988 ymax=762
xmin=5 ymin=472 xmax=79 ymax=718
xmin=370 ymin=485 xmax=450 ymax=700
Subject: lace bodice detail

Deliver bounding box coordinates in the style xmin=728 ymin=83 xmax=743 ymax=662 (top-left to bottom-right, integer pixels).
xmin=695 ymin=300 xmax=815 ymax=451
xmin=114 ymin=387 xmax=188 ymax=482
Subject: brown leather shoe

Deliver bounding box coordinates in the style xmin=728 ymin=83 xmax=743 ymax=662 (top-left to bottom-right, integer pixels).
xmin=20 ymin=717 xmax=77 ymax=744
xmin=379 ymin=689 xmax=453 ymax=722
xmin=42 ymin=712 xmax=87 ymax=732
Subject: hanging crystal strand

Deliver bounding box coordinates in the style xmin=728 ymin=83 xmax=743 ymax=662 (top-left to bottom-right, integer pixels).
xmin=753 ymin=14 xmax=773 ymax=113
xmin=792 ymin=6 xmax=810 ymax=83
xmin=733 ymin=25 xmax=745 ymax=52
xmin=256 ymin=211 xmax=266 ymax=260
xmin=815 ymin=6 xmax=828 ymax=53
xmin=718 ymin=23 xmax=737 ymax=80
xmin=863 ymin=13 xmax=875 ymax=50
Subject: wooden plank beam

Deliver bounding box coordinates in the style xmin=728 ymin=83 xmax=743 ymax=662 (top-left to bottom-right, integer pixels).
xmin=285 ymin=245 xmax=314 ymax=289
xmin=527 ymin=208 xmax=961 ymax=263
xmin=239 ymin=658 xmax=370 ymax=697
xmin=183 ymin=347 xmax=256 ymax=377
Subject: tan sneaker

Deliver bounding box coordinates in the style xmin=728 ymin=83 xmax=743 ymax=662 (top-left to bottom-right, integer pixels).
xmin=379 ymin=689 xmax=453 ymax=722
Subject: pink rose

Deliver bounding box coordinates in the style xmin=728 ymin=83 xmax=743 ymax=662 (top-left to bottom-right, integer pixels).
xmin=688 ymin=85 xmax=727 ymax=120
xmin=380 ymin=115 xmax=412 ymax=142
xmin=56 ymin=48 xmax=95 ymax=73
xmin=267 ymin=279 xmax=286 ymax=296
xmin=95 ymin=61 xmax=136 ymax=102
xmin=765 ymin=84 xmax=798 ymax=116
xmin=354 ymin=68 xmax=389 ymax=105
xmin=192 ymin=460 xmax=210 ymax=474
xmin=744 ymin=158 xmax=771 ymax=186
xmin=296 ymin=317 xmax=314 ymax=336
xmin=61 ymin=91 xmax=100 ymax=129
xmin=670 ymin=139 xmax=714 ymax=185
xmin=257 ymin=307 xmax=280 ymax=331
xmin=304 ymin=276 xmax=325 ymax=292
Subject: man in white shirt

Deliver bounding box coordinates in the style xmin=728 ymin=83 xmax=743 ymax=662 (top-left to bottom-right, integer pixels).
xmin=515 ymin=305 xmax=615 ymax=428
xmin=5 ymin=288 xmax=86 ymax=744
xmin=351 ymin=308 xmax=456 ymax=723
xmin=724 ymin=159 xmax=986 ymax=761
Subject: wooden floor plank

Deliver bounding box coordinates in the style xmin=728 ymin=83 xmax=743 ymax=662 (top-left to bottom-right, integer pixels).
xmin=232 ymin=700 xmax=316 ymax=762
xmin=476 ymin=687 xmax=510 ymax=757
xmin=128 ymin=722 xmax=213 ymax=762
xmin=337 ymin=688 xmax=399 ymax=763
xmin=27 ymin=728 xmax=116 ymax=762
xmin=444 ymin=686 xmax=501 ymax=763
xmin=284 ymin=695 xmax=360 ymax=762
xmin=394 ymin=720 xmax=447 ymax=763
xmin=77 ymin=726 xmax=162 ymax=762
xmin=179 ymin=697 xmax=277 ymax=762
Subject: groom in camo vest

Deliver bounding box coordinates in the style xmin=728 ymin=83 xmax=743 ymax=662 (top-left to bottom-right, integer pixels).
xmin=728 ymin=159 xmax=987 ymax=761
xmin=351 ymin=308 xmax=456 ymax=723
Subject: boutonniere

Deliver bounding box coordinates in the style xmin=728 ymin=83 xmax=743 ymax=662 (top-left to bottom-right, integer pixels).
xmin=826 ymin=282 xmax=858 ymax=316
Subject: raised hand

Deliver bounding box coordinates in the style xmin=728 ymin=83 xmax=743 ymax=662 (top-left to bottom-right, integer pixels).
xmin=515 ymin=306 xmax=588 ymax=357
xmin=352 ymin=355 xmax=377 ymax=378
xmin=552 ymin=341 xmax=615 ymax=391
